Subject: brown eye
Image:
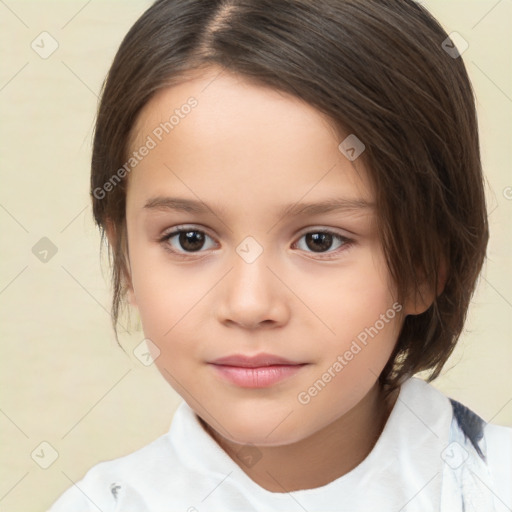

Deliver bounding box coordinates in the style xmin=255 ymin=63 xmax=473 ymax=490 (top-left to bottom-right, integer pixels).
xmin=178 ymin=231 xmax=205 ymax=251
xmin=161 ymin=228 xmax=215 ymax=254
xmin=294 ymin=230 xmax=351 ymax=257
xmin=305 ymin=232 xmax=334 ymax=252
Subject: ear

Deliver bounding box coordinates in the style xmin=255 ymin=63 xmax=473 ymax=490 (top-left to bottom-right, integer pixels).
xmin=403 ymin=256 xmax=448 ymax=316
xmin=105 ymin=219 xmax=137 ymax=309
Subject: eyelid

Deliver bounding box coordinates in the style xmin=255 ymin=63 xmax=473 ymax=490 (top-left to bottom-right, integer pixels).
xmin=295 ymin=225 xmax=352 ymax=238
xmin=160 ymin=224 xmax=214 ymax=240
xmin=159 ymin=224 xmax=218 ymax=247
xmin=159 ymin=224 xmax=354 ymax=258
xmin=160 ymin=224 xmax=353 ymax=239
xmin=291 ymin=227 xmax=353 ymax=259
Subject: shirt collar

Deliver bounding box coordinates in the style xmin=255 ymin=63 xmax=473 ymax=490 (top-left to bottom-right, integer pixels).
xmin=167 ymin=377 xmax=453 ymax=509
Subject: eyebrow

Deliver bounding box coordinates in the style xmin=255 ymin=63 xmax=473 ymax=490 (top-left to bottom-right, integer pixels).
xmin=143 ymin=196 xmax=374 ymax=219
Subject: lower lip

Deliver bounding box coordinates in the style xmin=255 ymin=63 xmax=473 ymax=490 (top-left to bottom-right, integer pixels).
xmin=209 ymin=364 xmax=307 ymax=388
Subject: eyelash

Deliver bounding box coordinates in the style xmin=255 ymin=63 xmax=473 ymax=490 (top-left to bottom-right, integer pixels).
xmin=158 ymin=225 xmax=354 ymax=260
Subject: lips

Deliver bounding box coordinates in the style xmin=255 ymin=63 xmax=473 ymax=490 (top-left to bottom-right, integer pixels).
xmin=209 ymin=352 xmax=302 ymax=368
xmin=208 ymin=353 xmax=308 ymax=388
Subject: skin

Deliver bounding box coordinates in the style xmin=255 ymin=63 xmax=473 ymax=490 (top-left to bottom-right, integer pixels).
xmin=119 ymin=65 xmax=430 ymax=492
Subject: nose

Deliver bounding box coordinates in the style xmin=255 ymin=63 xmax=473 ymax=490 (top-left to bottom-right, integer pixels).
xmin=215 ymin=246 xmax=290 ymax=330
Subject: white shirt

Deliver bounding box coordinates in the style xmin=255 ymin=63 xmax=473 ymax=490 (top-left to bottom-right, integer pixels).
xmin=48 ymin=377 xmax=512 ymax=511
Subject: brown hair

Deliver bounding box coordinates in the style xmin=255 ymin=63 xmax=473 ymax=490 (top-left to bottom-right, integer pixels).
xmin=91 ymin=0 xmax=488 ymax=394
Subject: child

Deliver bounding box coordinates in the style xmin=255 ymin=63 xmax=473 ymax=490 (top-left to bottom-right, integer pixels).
xmin=49 ymin=0 xmax=512 ymax=510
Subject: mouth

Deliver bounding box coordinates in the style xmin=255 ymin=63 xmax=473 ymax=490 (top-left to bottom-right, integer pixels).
xmin=208 ymin=353 xmax=309 ymax=388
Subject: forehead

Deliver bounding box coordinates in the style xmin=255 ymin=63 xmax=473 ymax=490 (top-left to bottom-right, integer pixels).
xmin=126 ymin=67 xmax=373 ymax=213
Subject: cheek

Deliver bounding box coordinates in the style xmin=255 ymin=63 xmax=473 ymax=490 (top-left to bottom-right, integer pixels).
xmin=128 ymin=241 xmax=183 ymax=333
xmin=296 ymin=310 xmax=401 ymax=433
xmin=300 ymin=249 xmax=399 ymax=347
xmin=133 ymin=275 xmax=203 ymax=344
xmin=304 ymin=251 xmax=401 ymax=387
xmin=128 ymin=243 xmax=218 ymax=363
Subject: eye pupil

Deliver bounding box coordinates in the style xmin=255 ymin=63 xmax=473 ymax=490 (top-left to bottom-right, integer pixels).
xmin=306 ymin=232 xmax=333 ymax=252
xmin=167 ymin=229 xmax=344 ymax=256
xmin=180 ymin=231 xmax=205 ymax=251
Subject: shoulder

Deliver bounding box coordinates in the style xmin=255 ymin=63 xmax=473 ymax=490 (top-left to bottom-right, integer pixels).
xmin=47 ymin=431 xmax=175 ymax=511
xmin=444 ymin=397 xmax=512 ymax=511
xmin=448 ymin=396 xmax=512 ymax=466
xmin=480 ymin=420 xmax=512 ymax=510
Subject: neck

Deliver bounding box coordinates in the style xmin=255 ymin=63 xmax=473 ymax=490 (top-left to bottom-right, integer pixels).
xmin=201 ymin=380 xmax=399 ymax=492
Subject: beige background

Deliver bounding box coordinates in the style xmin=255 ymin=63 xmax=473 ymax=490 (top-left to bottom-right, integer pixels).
xmin=0 ymin=1 xmax=511 ymax=510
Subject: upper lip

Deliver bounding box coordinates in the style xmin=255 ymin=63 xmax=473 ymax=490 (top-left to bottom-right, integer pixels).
xmin=209 ymin=353 xmax=304 ymax=367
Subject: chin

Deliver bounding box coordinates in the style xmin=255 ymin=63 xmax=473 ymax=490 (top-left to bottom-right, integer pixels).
xmin=216 ymin=413 xmax=309 ymax=447
xmin=227 ymin=430 xmax=305 ymax=448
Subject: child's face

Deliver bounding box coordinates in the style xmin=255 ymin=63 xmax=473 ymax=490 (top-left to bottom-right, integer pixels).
xmin=124 ymin=66 xmax=406 ymax=446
